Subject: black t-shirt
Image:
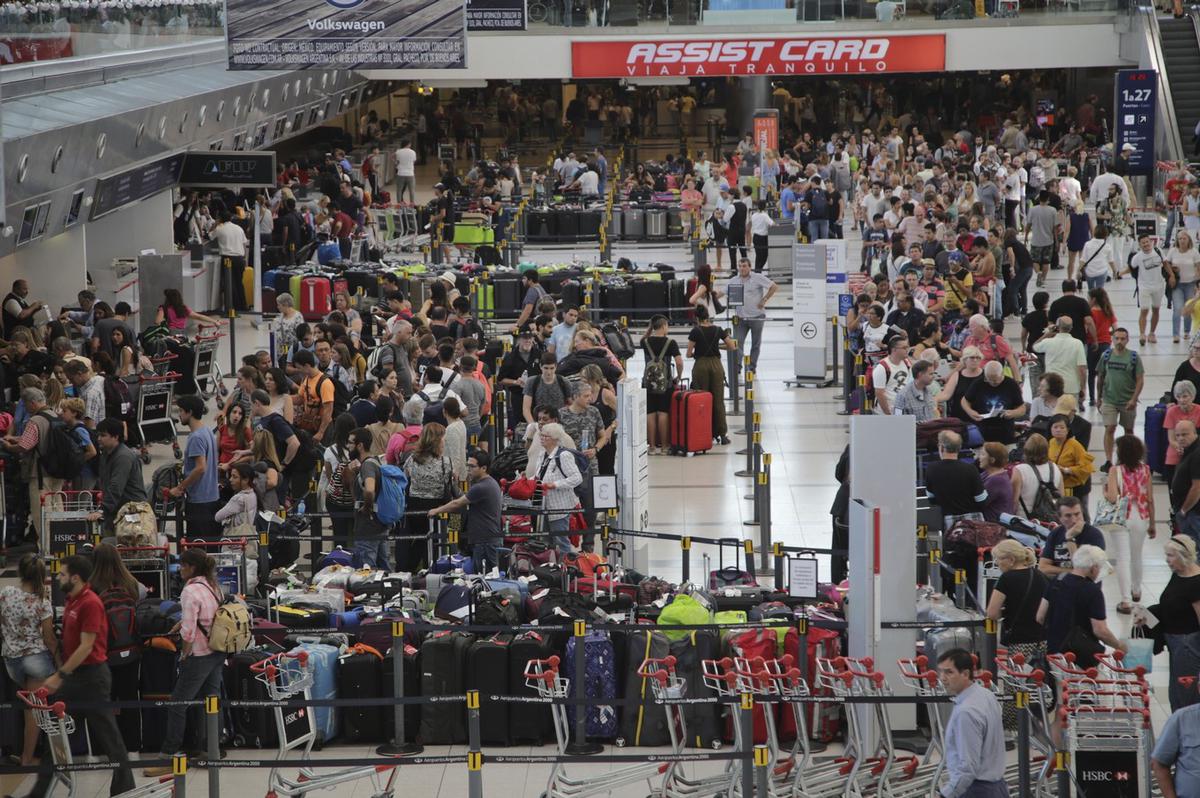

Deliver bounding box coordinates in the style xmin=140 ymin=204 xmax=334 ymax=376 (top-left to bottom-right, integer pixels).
xmin=1171 ymin=442 xmax=1200 ymax=512
xmin=1044 ymin=572 xmax=1106 ymax=655
xmin=259 ymin=412 xmax=296 ymax=464
xmin=1153 ymin=573 xmax=1200 ymax=634
xmin=641 ymin=336 xmax=680 ymax=383
xmin=924 ymin=459 xmax=986 ymax=516
xmin=1047 ymin=294 xmax=1091 ymax=344
xmin=1042 ymin=524 xmax=1106 ymax=570
xmin=947 ymin=371 xmax=982 ymax=424
xmin=1173 ymin=360 xmax=1200 ymax=395
xmin=1010 ymin=240 xmax=1034 ymax=274
xmin=963 ymin=376 xmax=1024 ymax=443
xmin=688 ymin=325 xmax=725 ymax=358
xmin=1022 ymin=309 xmax=1049 ymax=351
xmin=995 ymin=567 xmax=1048 ymax=645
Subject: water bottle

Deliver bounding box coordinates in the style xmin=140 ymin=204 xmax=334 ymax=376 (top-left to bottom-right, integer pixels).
xmin=297 ymin=499 xmax=306 ymax=517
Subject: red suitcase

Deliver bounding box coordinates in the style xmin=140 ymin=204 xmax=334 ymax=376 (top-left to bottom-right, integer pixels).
xmin=300 ymin=276 xmax=331 ymax=321
xmin=262 ymin=286 xmax=278 ymax=315
xmin=670 ymin=385 xmax=713 ymax=455
xmin=333 ymin=278 xmax=348 ymax=297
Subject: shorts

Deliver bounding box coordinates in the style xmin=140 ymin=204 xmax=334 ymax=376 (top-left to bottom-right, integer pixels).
xmin=1101 ymin=402 xmax=1136 ymax=429
xmin=647 ymin=390 xmax=671 ymax=414
xmin=6 ymin=651 xmax=55 ymax=685
xmin=1031 ymin=245 xmax=1054 ymax=264
xmin=466 ymin=423 xmax=483 ymax=442
xmin=1138 ymin=285 xmax=1165 ymax=309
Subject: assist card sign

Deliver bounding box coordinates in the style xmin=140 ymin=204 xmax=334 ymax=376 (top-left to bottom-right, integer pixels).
xmin=225 ymin=0 xmax=467 ymax=70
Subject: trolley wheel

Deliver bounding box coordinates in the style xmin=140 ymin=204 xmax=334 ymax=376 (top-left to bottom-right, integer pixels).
xmin=173 ymin=444 xmax=182 ymax=460
xmin=141 ymin=452 xmax=151 ymax=464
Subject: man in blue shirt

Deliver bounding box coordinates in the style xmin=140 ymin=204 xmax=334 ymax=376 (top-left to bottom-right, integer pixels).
xmin=593 ymin=147 xmax=608 ymax=196
xmin=937 ymin=648 xmax=1008 ymax=797
xmin=548 ymin=306 xmax=579 ymax=363
xmin=171 ymin=395 xmax=221 ymax=540
xmin=1038 ymin=496 xmax=1106 ymax=577
xmin=1154 ymin=700 xmax=1200 ymax=798
xmin=779 ymin=177 xmax=799 ymax=222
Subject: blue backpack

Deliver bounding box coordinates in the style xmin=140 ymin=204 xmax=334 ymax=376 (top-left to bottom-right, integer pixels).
xmin=372 ymin=459 xmax=409 ymax=526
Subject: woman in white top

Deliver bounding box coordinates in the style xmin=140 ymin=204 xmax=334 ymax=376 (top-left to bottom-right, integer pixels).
xmin=1167 ymin=230 xmax=1200 ymax=342
xmin=686 ymin=264 xmax=724 ymax=319
xmin=1079 ymin=224 xmax=1116 ymax=293
xmin=442 ymin=396 xmax=468 ymax=483
xmin=264 ymin=368 xmax=295 ymax=424
xmin=1010 ymin=433 xmax=1064 ymax=519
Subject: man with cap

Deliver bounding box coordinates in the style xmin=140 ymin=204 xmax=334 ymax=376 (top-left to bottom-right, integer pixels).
xmin=1113 ymin=142 xmax=1136 ymax=177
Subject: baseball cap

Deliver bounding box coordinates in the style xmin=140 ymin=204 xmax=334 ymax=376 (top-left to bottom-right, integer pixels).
xmin=1122 ymin=143 xmax=1136 ymax=152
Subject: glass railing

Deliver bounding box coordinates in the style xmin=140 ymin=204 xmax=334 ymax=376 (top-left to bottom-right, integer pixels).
xmin=0 ymin=0 xmax=222 ymax=66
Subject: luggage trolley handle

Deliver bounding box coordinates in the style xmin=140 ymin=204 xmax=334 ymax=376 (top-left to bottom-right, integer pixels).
xmin=17 ymin=688 xmax=64 ymax=716
xmin=716 ymin=536 xmax=756 ymax=581
xmin=140 ymin=372 xmax=183 ymax=384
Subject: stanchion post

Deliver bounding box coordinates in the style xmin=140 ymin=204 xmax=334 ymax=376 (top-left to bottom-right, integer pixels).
xmin=916 ymin=524 xmax=929 ymax=585
xmin=681 ymin=536 xmax=691 ymax=584
xmin=983 ymin=617 xmax=999 ymax=677
xmin=739 ymin=694 xmax=754 ymax=798
xmin=378 ymin=622 xmax=423 ymax=755
xmin=1017 ymin=690 xmax=1033 ymax=798
xmin=773 ymin=541 xmax=784 ymax=587
xmin=1056 ymin=751 xmax=1070 ymax=797
xmin=727 ymin=343 xmax=741 ymax=417
xmin=736 ymin=415 xmax=761 ymax=475
xmin=466 ymin=690 xmax=483 ymax=798
xmin=223 ymin=258 xmax=237 ymax=378
xmin=757 ymin=454 xmax=771 ymax=569
xmin=738 ymin=370 xmax=755 ymax=438
xmin=754 ymin=745 xmax=769 ymax=798
xmin=953 ymin=569 xmax=967 ymax=609
xmin=566 ymin=619 xmax=603 ymax=755
xmin=929 ymin=547 xmax=943 ymax=594
xmin=205 ymin=696 xmax=220 ymax=798
xmin=173 ymin=754 xmax=187 ymax=798
xmin=829 ymin=316 xmax=840 ymax=388
xmin=796 ymin=615 xmax=809 ymax=685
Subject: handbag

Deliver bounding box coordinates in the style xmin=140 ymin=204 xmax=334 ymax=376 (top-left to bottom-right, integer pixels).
xmin=1121 ymin=627 xmax=1154 ymax=673
xmin=1094 ymin=465 xmax=1131 ymax=527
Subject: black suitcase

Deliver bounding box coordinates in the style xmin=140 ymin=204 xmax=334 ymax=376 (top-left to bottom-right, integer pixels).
xmin=667 ymin=279 xmax=690 ymax=324
xmin=112 ymin=661 xmax=142 ymax=753
xmin=600 ymin=284 xmax=634 ymax=322
xmin=508 ymin=631 xmax=555 ymax=744
xmin=139 ymin=644 xmax=177 ymax=752
xmin=670 ymin=631 xmax=723 ymax=748
xmin=339 ymin=648 xmax=384 ymax=742
xmin=632 ymin=280 xmax=669 ymax=321
xmin=541 ymin=269 xmax=570 ymax=297
xmin=419 ymin=631 xmax=473 ymax=744
xmin=560 ymin=280 xmax=584 ymax=310
xmin=652 ymin=263 xmax=677 ymax=282
xmin=263 ymin=246 xmax=287 ymax=269
xmin=344 ymin=269 xmax=378 ymax=298
xmin=275 ymin=605 xmax=331 ymax=629
xmin=226 ymin=648 xmax=278 ymax=748
xmin=527 ymin=210 xmax=554 ymax=243
xmin=618 ymin=629 xmax=671 ymax=746
xmin=273 ymin=271 xmax=296 ymax=296
xmin=467 ymin=634 xmax=512 ymax=746
xmin=382 ymin=644 xmax=422 ymax=744
xmin=493 ymin=275 xmax=523 ymax=318
xmin=578 ymin=210 xmax=603 ymax=240
xmin=555 ymin=210 xmax=580 ymax=241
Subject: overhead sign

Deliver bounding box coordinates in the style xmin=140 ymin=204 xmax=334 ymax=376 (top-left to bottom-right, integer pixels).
xmin=467 ymin=0 xmax=526 ymax=30
xmin=752 ymin=109 xmax=778 ymax=153
xmin=1114 ymin=69 xmax=1156 ymax=176
xmin=180 ymin=151 xmax=278 ymax=189
xmin=224 ymin=0 xmax=466 ymax=70
xmin=91 ymin=153 xmax=186 ymax=221
xmin=572 ymin=34 xmax=945 ymax=78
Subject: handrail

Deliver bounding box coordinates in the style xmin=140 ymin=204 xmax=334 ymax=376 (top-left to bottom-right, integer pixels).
xmin=1140 ymin=6 xmax=1186 ymax=164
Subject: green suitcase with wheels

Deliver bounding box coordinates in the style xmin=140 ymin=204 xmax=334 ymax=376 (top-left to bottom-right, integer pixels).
xmin=453 ymin=224 xmax=495 ymax=245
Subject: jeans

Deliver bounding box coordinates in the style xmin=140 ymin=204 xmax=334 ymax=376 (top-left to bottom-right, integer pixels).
xmin=1005 ymin=267 xmax=1033 ymax=315
xmin=1086 ymin=273 xmax=1108 ymax=293
xmin=547 ymin=516 xmax=573 ymax=554
xmin=1166 ymin=208 xmax=1179 ymax=246
xmin=1173 ymin=280 xmax=1197 ymax=338
xmin=752 ymin=233 xmax=769 ymax=273
xmin=27 ymin=663 xmax=134 ymax=796
xmin=472 ymin=538 xmax=503 ymax=574
xmin=734 ymin=317 xmax=766 ymax=372
xmin=808 ymin=218 xmax=829 ymax=243
xmin=161 ymin=651 xmax=225 ymax=754
xmin=1178 ymin=510 xmax=1200 ymax=545
xmin=354 ymin=536 xmax=390 ymax=570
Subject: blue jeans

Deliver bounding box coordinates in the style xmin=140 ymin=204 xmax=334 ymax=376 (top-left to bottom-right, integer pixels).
xmin=354 ymin=536 xmax=391 ymax=570
xmin=5 ymin=650 xmax=54 ymax=684
xmin=734 ymin=317 xmax=766 ymax=373
xmin=472 ymin=539 xmax=503 ymax=573
xmin=1178 ymin=511 xmax=1200 ymax=545
xmin=808 ymin=219 xmax=829 ymax=242
xmin=1086 ymin=273 xmax=1108 ymax=293
xmin=547 ymin=516 xmax=573 ymax=554
xmin=162 ymin=651 xmax=225 ymax=754
xmin=1166 ymin=208 xmax=1179 ymax=247
xmin=1173 ymin=280 xmax=1197 ymax=338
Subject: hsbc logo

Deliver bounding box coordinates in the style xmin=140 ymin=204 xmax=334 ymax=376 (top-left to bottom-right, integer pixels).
xmin=1080 ymin=770 xmax=1131 ymax=782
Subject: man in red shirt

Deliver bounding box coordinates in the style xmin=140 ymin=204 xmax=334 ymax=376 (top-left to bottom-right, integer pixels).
xmin=330 ymin=208 xmax=356 ymax=260
xmin=1165 ymin=163 xmax=1193 ymax=246
xmin=20 ymin=556 xmax=134 ymax=797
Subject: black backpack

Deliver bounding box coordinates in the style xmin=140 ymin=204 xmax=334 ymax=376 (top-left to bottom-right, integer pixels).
xmin=322 ymin=372 xmax=351 ymax=415
xmin=103 ymin=376 xmax=134 ymax=422
xmin=419 ymin=374 xmax=458 ymax=426
xmin=37 ymin=411 xmax=86 ymax=480
xmin=1021 ymin=465 xmax=1061 ymax=522
xmin=101 ymin=587 xmax=141 ymax=665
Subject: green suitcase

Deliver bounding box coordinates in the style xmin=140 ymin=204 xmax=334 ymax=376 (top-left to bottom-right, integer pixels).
xmin=453 ymin=224 xmax=495 ymax=245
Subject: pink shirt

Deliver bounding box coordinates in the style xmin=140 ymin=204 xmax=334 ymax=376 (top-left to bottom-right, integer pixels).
xmin=180 ymin=578 xmax=220 ymax=656
xmin=1164 ymin=403 xmax=1200 ymax=465
xmin=1118 ymin=463 xmax=1151 ymax=520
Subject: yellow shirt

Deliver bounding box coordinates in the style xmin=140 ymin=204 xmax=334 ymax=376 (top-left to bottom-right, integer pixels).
xmin=1049 ymin=436 xmax=1094 ymax=491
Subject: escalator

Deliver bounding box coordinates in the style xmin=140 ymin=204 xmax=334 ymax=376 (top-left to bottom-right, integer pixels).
xmin=1157 ymin=12 xmax=1200 ymax=157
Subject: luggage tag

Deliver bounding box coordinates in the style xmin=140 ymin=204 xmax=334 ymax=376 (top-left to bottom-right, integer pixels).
xmin=124 ymin=513 xmax=140 ymax=523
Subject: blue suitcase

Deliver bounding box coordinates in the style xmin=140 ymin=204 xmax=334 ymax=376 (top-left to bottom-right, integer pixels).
xmin=291 ymin=643 xmax=340 ymax=746
xmin=1145 ymin=402 xmax=1169 ymax=475
xmin=564 ymin=630 xmax=618 ymax=739
xmin=432 ymin=554 xmax=475 ymax=574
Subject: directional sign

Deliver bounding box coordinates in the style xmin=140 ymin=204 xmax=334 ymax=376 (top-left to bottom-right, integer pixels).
xmin=179 ymin=151 xmax=277 ymax=189
xmin=1114 ymin=69 xmax=1156 ymax=177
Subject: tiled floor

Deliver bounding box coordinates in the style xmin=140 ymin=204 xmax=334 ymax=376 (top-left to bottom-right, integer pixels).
xmin=9 ymin=170 xmax=1182 ymax=795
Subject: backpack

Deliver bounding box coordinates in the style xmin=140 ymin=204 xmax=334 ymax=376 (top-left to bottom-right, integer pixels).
xmin=368 ymin=343 xmax=404 ymax=379
xmin=809 ymin=190 xmax=828 ymax=218
xmin=325 ymin=446 xmax=356 ymax=508
xmin=200 ymin=584 xmax=252 ymax=654
xmin=531 ymin=375 xmax=571 ymax=409
xmin=324 ymin=372 xmax=352 ymax=415
xmin=36 ymin=411 xmax=86 ymax=480
xmin=419 ymin=389 xmax=449 ymax=426
xmin=103 ymin=376 xmax=134 ymax=421
xmin=115 ymin=501 xmax=157 ymax=547
xmin=642 ymin=338 xmax=671 ymax=394
xmin=369 ymin=457 xmax=409 ymax=526
xmin=1021 ymin=464 xmax=1061 ymax=522
xmin=101 ymin=587 xmax=141 ymax=665
xmin=601 ymin=324 xmax=636 ymax=360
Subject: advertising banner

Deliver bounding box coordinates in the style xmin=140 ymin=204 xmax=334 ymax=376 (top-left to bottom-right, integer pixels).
xmin=225 ymin=0 xmax=466 ymax=70
xmin=753 ymin=109 xmax=778 ymax=152
xmin=572 ymin=34 xmax=944 ymax=78
xmin=1114 ymin=68 xmax=1156 ymax=176
xmin=467 ymin=0 xmax=526 ymax=30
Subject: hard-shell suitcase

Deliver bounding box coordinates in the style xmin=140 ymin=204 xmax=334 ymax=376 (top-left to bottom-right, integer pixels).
xmin=467 ymin=634 xmax=512 ymax=745
xmin=560 ymin=280 xmax=584 ymax=309
xmin=338 ymin=645 xmax=384 ymax=742
xmin=289 ymin=273 xmax=303 ymax=300
xmin=578 ymin=210 xmax=603 ymax=240
xmin=275 ymin=605 xmax=330 ymax=629
xmin=1145 ymin=402 xmax=1169 ymax=475
xmin=555 ymin=210 xmax=580 ymax=241
xmin=139 ymin=640 xmax=177 ymax=751
xmin=670 ymin=631 xmax=723 ymax=748
xmin=667 ymin=208 xmax=684 ymax=237
xmin=670 ymin=386 xmax=713 ymax=455
xmin=646 ymin=208 xmax=668 ymax=239
xmin=275 ymin=271 xmax=296 ymax=297
xmin=493 ymin=275 xmax=523 ymax=318
xmin=243 ymin=266 xmax=256 ymax=309
xmin=301 ymin=276 xmax=332 ymax=321
xmin=262 ymin=286 xmax=278 ymax=315
xmin=508 ymin=631 xmax=555 ymax=744
xmin=344 ymin=269 xmax=378 ymax=298
xmin=668 ymin=279 xmax=690 ymax=324
xmin=608 ymin=211 xmax=623 ymax=240
xmin=292 ymin=643 xmax=339 ymax=745
xmin=781 ymin=625 xmax=842 ymax=743
xmin=722 ymin=628 xmax=777 ymax=744
xmin=623 ymin=207 xmax=646 ymax=241
xmin=526 ymin=209 xmax=554 ymax=243
xmin=600 ymin=284 xmax=634 ymax=322
xmin=618 ymin=629 xmax=671 ymax=746
xmin=632 ymin=280 xmax=669 ymax=321
xmin=564 ymin=630 xmax=618 ymax=739
xmin=226 ymin=647 xmax=278 ymax=748
xmin=382 ymin=644 xmax=422 ymax=744
xmin=419 ymin=631 xmax=473 ymax=744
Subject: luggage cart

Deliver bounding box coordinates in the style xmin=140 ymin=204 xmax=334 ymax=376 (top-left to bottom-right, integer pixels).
xmin=251 ymin=651 xmax=401 ymax=798
xmin=1062 ymin=703 xmax=1153 ymax=798
xmin=731 ymin=657 xmax=795 ymax=797
xmin=755 ymin=657 xmax=846 ymax=798
xmin=138 ymin=373 xmax=182 ymax=461
xmin=191 ymin=331 xmax=227 ymax=403
xmin=992 ymin=651 xmax=1056 ymax=796
xmin=181 ymin=538 xmax=252 ymax=596
xmin=836 ymin=657 xmax=924 ymax=798
xmin=118 ymin=545 xmax=170 ymax=598
xmin=41 ymin=490 xmax=101 ymax=561
xmin=17 ymin=688 xmax=175 ymax=798
xmin=524 ymin=655 xmax=665 ymax=798
xmin=813 ymin=657 xmax=882 ymax=798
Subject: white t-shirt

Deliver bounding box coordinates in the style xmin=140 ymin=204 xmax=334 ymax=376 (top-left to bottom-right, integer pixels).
xmin=1004 ymin=172 xmax=1022 ymax=202
xmin=1014 ymin=462 xmax=1063 ymax=519
xmin=211 ymin=222 xmax=248 ymax=257
xmin=872 ymin=357 xmax=912 ymax=414
xmin=1131 ymin=249 xmax=1166 ymax=291
xmin=1185 ymin=195 xmax=1200 ymax=233
xmin=1089 ymin=173 xmax=1126 ymax=204
xmin=1168 ymin=247 xmax=1200 ymax=284
xmin=1079 ymin=238 xmax=1114 ymax=279
xmin=394 ymin=147 xmax=417 ymax=178
xmin=750 ymin=211 xmax=773 ymax=237
xmin=863 ymin=322 xmax=888 ymax=354
xmin=578 ymin=170 xmax=600 ymax=196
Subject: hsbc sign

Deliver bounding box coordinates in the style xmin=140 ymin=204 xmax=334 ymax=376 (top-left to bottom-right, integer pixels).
xmin=571 ymin=35 xmax=944 ymax=78
xmin=1074 ymin=750 xmax=1140 ymax=797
